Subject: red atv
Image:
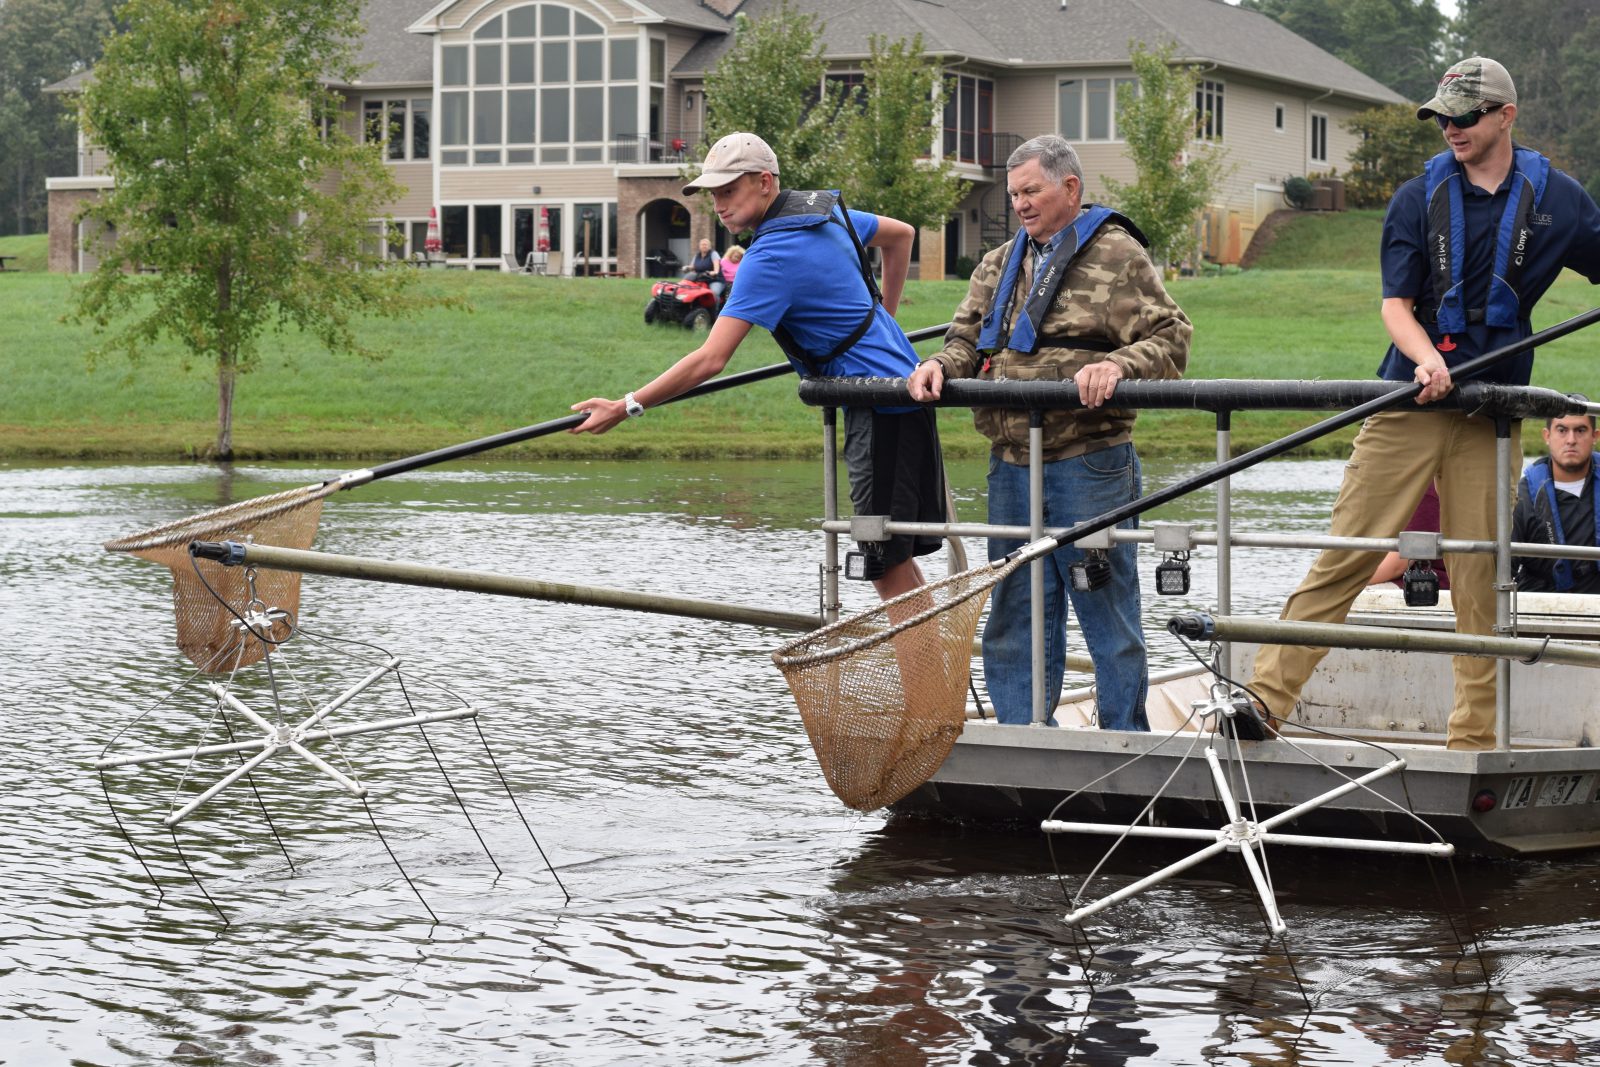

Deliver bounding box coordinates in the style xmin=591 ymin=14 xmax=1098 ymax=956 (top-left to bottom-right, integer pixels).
xmin=644 ymin=275 xmax=723 ymax=332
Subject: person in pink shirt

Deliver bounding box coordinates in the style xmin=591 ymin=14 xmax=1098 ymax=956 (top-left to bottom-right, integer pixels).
xmin=719 ymin=244 xmax=744 ymax=293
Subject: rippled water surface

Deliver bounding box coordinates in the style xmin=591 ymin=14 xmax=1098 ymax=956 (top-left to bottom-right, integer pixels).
xmin=3 ymin=458 xmax=1598 ymax=1065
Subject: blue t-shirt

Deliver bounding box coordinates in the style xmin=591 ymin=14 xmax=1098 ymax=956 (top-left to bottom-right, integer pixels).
xmin=1378 ymin=152 xmax=1600 ymax=384
xmin=720 ymin=202 xmax=920 ymax=382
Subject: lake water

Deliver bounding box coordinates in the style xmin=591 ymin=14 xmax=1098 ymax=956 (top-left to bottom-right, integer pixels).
xmin=3 ymin=457 xmax=1598 ymax=1065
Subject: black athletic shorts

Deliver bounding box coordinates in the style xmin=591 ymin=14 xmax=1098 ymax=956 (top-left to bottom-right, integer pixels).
xmin=842 ymin=406 xmax=946 ymax=566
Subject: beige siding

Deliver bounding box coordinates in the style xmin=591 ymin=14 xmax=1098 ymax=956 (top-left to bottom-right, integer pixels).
xmin=1211 ymin=79 xmax=1302 ymax=214
xmin=993 ymin=70 xmax=1055 ymax=148
xmin=386 ymin=162 xmax=435 ymax=216
xmin=1323 ymin=100 xmax=1370 ymax=175
xmin=440 ymin=166 xmax=613 ymax=200
xmin=1206 ymin=77 xmax=1379 ymax=216
xmin=993 ymin=67 xmax=1148 ymax=199
xmin=993 ymin=69 xmax=1389 ymax=223
xmin=665 ymin=28 xmax=703 ymax=139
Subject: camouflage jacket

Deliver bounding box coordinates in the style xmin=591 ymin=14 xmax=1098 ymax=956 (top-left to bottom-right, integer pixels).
xmin=929 ymin=224 xmax=1191 ymax=464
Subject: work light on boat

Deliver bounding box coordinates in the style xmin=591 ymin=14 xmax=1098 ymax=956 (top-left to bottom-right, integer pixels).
xmin=1156 ymin=552 xmax=1191 ymax=596
xmin=1069 ymin=550 xmax=1111 ymax=592
xmin=1403 ymin=559 xmax=1441 ymax=607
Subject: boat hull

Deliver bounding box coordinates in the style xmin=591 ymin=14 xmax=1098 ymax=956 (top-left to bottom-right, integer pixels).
xmin=891 ymin=717 xmax=1600 ymax=858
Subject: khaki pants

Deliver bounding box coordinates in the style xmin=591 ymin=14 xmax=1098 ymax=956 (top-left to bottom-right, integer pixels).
xmin=1248 ymin=410 xmax=1519 ymax=750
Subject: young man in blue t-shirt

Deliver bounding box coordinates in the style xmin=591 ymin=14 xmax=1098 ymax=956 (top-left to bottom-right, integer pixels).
xmin=570 ymin=132 xmax=945 ymax=600
xmin=1248 ymin=57 xmax=1600 ymax=749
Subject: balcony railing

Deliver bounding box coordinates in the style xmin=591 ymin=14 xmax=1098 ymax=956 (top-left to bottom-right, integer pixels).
xmin=610 ymin=132 xmax=700 ymax=165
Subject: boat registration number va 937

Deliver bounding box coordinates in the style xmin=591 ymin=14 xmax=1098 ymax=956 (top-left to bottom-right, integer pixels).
xmin=1501 ymin=773 xmax=1597 ymax=810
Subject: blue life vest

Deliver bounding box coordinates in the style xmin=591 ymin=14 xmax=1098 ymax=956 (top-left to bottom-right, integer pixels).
xmin=1422 ymin=147 xmax=1549 ymax=335
xmin=748 ymin=189 xmax=879 ymax=376
xmin=976 ymin=205 xmax=1145 ymax=354
xmin=1521 ymin=454 xmax=1600 ymax=592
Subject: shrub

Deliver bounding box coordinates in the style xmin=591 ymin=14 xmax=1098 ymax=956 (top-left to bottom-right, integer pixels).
xmin=1282 ymin=176 xmax=1314 ymax=210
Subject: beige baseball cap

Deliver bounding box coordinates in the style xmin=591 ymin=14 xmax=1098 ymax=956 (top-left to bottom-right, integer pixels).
xmin=681 ymin=132 xmax=780 ymax=196
xmin=1417 ymin=56 xmax=1517 ymax=119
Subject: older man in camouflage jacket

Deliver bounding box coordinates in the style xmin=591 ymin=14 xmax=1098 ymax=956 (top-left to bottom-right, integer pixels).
xmin=909 ymin=134 xmax=1191 ymax=729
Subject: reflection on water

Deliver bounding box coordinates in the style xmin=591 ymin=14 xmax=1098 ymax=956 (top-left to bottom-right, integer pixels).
xmin=3 ymin=458 xmax=1598 ymax=1064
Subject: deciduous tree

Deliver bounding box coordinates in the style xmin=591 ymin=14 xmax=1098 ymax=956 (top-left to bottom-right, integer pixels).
xmin=1341 ymin=103 xmax=1439 ymax=207
xmin=72 ymin=0 xmax=441 ymax=460
xmin=1101 ymin=41 xmax=1228 ymax=269
xmin=699 ymin=2 xmax=845 ymax=195
xmin=1457 ymin=0 xmax=1600 ymax=199
xmin=0 ymin=0 xmax=118 ymax=236
xmin=1243 ymin=0 xmax=1447 ymax=103
xmin=836 ymin=35 xmax=964 ymax=232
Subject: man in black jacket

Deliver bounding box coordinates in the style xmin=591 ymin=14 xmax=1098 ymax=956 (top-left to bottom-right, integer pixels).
xmin=1513 ymin=410 xmax=1600 ymax=593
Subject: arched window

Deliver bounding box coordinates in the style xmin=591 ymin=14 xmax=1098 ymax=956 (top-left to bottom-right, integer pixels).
xmin=438 ymin=3 xmax=645 ymax=166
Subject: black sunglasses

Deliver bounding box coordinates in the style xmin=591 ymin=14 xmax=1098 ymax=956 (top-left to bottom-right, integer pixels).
xmin=1435 ymin=104 xmax=1503 ymax=131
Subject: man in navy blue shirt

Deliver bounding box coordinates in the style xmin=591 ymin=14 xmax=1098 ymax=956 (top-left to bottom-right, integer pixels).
xmin=570 ymin=132 xmax=946 ymax=601
xmin=1513 ymin=411 xmax=1600 ymax=594
xmin=1248 ymin=57 xmax=1600 ymax=749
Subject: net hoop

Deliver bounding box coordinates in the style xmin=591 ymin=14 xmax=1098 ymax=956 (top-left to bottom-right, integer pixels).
xmin=104 ymin=480 xmax=342 ymax=672
xmin=771 ymin=561 xmax=1008 ymax=668
xmin=103 ymin=481 xmax=336 ymax=554
xmin=771 ymin=559 xmax=1018 ymax=812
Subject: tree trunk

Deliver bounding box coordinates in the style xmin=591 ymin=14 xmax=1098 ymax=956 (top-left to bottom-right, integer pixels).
xmin=14 ymin=160 xmax=25 ymax=237
xmin=214 ymin=261 xmax=234 ymax=460
xmin=215 ymin=348 xmax=235 ymax=461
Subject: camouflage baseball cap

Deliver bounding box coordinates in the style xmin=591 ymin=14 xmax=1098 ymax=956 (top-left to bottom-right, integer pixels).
xmin=1416 ymin=57 xmax=1517 ymax=120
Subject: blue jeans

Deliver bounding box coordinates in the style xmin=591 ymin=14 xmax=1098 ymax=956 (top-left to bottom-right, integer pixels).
xmin=983 ymin=444 xmax=1149 ymax=729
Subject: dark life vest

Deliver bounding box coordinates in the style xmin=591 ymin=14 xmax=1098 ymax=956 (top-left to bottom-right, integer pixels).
xmin=747 ymin=189 xmax=881 ymax=377
xmin=976 ymin=205 xmax=1147 ymax=355
xmin=1522 ymin=454 xmax=1600 ymax=592
xmin=1421 ymin=146 xmax=1550 ymax=336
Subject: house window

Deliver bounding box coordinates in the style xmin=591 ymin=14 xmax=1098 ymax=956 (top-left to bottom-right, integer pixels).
xmin=826 ymin=70 xmax=867 ymax=114
xmin=942 ymin=73 xmax=994 ymax=165
xmin=1310 ymin=112 xmax=1329 ymax=164
xmin=363 ymin=97 xmax=430 ymax=161
xmin=1274 ymin=104 xmax=1285 ymax=131
xmin=1195 ymin=79 xmax=1224 ymax=142
xmin=369 ymin=219 xmax=431 ymax=260
xmin=440 ymin=3 xmax=643 ymax=167
xmin=1059 ymin=76 xmax=1139 ymax=142
xmin=440 ymin=205 xmax=469 ymax=258
xmin=573 ymin=201 xmax=614 ymax=274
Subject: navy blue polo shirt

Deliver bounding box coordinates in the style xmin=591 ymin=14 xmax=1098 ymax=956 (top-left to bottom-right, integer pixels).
xmin=1379 ymin=149 xmax=1600 ymax=384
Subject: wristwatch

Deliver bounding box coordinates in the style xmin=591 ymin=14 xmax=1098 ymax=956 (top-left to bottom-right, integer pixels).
xmin=624 ymin=391 xmax=645 ymax=418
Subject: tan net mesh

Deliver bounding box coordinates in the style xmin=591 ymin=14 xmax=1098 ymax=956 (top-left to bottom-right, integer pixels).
xmin=772 ymin=563 xmax=1012 ymax=811
xmin=103 ymin=482 xmax=338 ymax=672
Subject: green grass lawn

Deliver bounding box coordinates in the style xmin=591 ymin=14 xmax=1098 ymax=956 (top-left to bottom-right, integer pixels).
xmin=1247 ymin=209 xmax=1385 ymax=271
xmin=2 ymin=222 xmax=1596 ymax=461
xmin=0 ymin=231 xmax=49 ymax=273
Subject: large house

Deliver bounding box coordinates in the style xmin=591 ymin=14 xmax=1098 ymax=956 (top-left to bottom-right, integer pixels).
xmin=46 ymin=0 xmax=1403 ymax=277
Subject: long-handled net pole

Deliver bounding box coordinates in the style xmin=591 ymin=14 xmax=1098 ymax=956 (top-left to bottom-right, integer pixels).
xmin=1001 ymin=306 xmax=1600 ymax=570
xmin=105 ymin=321 xmax=954 ymax=670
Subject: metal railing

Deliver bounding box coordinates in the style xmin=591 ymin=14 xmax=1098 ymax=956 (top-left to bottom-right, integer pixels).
xmin=610 ymin=132 xmax=699 ymax=165
xmin=798 ymin=372 xmax=1600 ymax=746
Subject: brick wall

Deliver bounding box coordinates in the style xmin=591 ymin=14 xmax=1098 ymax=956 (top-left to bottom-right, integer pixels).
xmin=617 ymin=175 xmax=710 ymax=279
xmin=47 ymin=189 xmax=101 ymax=273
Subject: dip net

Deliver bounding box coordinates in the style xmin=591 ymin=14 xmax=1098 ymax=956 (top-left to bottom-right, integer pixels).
xmin=771 ymin=564 xmax=1005 ymax=811
xmin=103 ymin=482 xmax=338 ymax=671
